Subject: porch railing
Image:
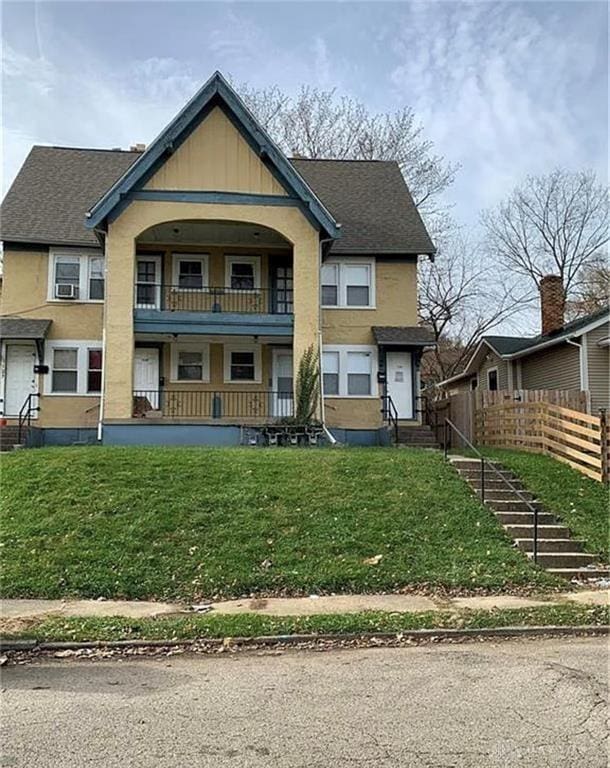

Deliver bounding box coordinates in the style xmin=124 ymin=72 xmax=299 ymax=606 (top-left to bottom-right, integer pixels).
xmin=134 ymin=284 xmax=293 ymax=314
xmin=133 ymin=389 xmax=294 ymax=419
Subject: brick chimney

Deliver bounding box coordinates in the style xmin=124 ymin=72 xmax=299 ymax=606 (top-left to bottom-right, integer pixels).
xmin=540 ymin=274 xmax=565 ymax=335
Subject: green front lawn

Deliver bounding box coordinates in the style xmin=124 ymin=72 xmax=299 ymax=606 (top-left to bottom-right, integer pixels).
xmin=4 ymin=604 xmax=607 ymax=643
xmin=1 ymin=447 xmax=556 ymax=600
xmin=481 ymin=449 xmax=609 ymax=558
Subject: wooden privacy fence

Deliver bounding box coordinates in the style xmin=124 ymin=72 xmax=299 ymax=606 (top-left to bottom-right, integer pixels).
xmin=476 ymin=402 xmax=609 ymax=483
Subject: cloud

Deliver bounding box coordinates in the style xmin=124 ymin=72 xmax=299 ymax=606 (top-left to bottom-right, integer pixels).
xmin=389 ymin=2 xmax=607 ymax=219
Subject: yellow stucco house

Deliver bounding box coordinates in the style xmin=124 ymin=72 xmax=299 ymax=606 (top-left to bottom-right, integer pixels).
xmin=0 ymin=72 xmax=435 ymax=447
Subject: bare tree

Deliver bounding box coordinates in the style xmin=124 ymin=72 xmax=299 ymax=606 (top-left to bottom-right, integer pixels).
xmin=481 ymin=169 xmax=609 ymax=299
xmin=238 ymin=82 xmax=457 ymax=227
xmin=418 ymin=233 xmax=532 ymax=385
xmin=565 ymin=257 xmax=610 ymax=320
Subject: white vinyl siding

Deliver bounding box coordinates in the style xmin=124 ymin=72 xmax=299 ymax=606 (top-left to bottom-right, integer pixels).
xmin=586 ymin=324 xmax=610 ymax=412
xmin=520 ymin=343 xmax=580 ymax=390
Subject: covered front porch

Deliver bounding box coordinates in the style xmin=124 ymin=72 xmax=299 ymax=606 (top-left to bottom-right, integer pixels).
xmin=130 ymin=335 xmax=294 ymax=423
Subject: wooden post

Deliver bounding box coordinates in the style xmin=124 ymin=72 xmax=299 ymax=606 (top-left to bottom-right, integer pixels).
xmin=599 ymin=409 xmax=609 ymax=484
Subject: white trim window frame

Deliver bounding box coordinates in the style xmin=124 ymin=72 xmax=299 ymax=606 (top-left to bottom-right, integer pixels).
xmin=135 ymin=255 xmax=162 ymax=308
xmin=322 ymin=345 xmax=378 ymax=398
xmin=321 ymin=258 xmax=376 ymax=309
xmin=225 ymin=255 xmax=261 ymax=292
xmin=45 ymin=340 xmax=103 ymax=396
xmin=170 ymin=342 xmax=210 ymax=383
xmin=486 ymin=366 xmax=499 ymax=392
xmin=172 ymin=253 xmax=209 ymax=291
xmin=223 ymin=344 xmax=262 ymax=384
xmin=48 ymin=248 xmax=105 ymax=303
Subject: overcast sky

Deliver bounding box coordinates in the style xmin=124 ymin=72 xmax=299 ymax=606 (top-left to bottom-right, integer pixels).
xmin=2 ymin=1 xmax=608 ymax=227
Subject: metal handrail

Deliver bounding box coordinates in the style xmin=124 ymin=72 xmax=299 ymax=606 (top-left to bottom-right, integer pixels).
xmin=443 ymin=417 xmax=539 ymax=564
xmin=132 ymin=389 xmax=294 ymax=419
xmin=17 ymin=392 xmax=40 ymax=444
xmin=381 ymin=394 xmax=399 ymax=442
xmin=134 ymin=284 xmax=292 ymax=314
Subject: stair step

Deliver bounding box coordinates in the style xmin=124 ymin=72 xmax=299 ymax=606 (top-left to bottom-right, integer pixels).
xmin=547 ymin=567 xmax=610 ymax=580
xmin=526 ymin=552 xmax=602 ymax=568
xmin=485 ymin=501 xmax=543 ymax=514
xmin=474 ymin=489 xmax=535 ymax=501
xmin=496 ymin=511 xmax=558 ymax=525
xmin=504 ymin=524 xmax=571 ymax=539
xmin=515 ymin=538 xmax=586 ymax=553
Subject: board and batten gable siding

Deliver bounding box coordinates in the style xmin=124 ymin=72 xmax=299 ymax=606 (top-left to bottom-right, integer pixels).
xmin=520 ymin=342 xmax=580 ymax=391
xmin=143 ymin=107 xmax=287 ymax=196
xmin=586 ymin=322 xmax=610 ymax=413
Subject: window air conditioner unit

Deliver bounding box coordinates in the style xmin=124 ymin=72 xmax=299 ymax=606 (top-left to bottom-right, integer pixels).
xmin=55 ymin=283 xmax=78 ymax=299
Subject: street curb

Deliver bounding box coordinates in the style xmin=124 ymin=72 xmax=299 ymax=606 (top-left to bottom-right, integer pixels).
xmin=1 ymin=624 xmax=608 ymax=653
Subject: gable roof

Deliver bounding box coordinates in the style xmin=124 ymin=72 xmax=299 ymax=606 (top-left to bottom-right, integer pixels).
xmin=292 ymin=159 xmax=434 ymax=255
xmin=0 ymin=76 xmax=435 ymax=256
xmin=438 ymin=306 xmax=610 ymax=387
xmin=85 ymin=72 xmax=340 ymax=239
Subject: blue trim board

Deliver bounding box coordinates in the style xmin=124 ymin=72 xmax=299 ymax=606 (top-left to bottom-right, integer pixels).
xmin=132 ymin=190 xmax=301 ymax=207
xmin=27 ymin=428 xmax=98 ymax=447
xmin=86 ymin=72 xmax=341 ymax=240
xmin=329 ymin=428 xmax=391 ymax=446
xmin=103 ymin=423 xmax=242 ymax=446
xmin=133 ymin=309 xmax=294 ymax=336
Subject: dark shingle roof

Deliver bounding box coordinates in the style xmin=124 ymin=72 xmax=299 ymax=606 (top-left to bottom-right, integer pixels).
xmin=1 ymin=148 xmax=435 ymax=255
xmin=373 ymin=326 xmax=435 ymax=345
xmin=0 ymin=317 xmax=52 ymax=339
xmin=483 ymin=335 xmax=533 ymax=355
xmin=0 ymin=146 xmax=140 ymax=247
xmin=292 ymin=159 xmax=435 ymax=255
xmin=484 ymin=306 xmax=609 ymax=357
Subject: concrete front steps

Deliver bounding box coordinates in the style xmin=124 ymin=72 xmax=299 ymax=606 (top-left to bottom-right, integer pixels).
xmin=450 ymin=457 xmax=609 ymax=581
xmin=394 ymin=424 xmax=439 ymax=449
xmin=0 ymin=425 xmax=26 ymax=452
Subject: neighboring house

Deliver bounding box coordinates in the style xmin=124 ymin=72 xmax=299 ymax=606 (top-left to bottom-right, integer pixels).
xmin=439 ymin=276 xmax=609 ymax=414
xmin=0 ymin=72 xmax=435 ymax=447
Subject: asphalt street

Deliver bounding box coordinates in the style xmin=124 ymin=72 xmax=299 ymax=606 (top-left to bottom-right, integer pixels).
xmin=1 ymin=637 xmax=608 ymax=767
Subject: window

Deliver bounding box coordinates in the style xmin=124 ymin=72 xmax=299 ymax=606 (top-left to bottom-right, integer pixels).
xmin=347 ymin=352 xmax=372 ymax=395
xmin=177 ymin=259 xmax=204 ymax=289
xmin=225 ymin=256 xmax=260 ymax=291
xmin=487 ymin=368 xmax=498 ymax=391
xmin=224 ymin=346 xmax=261 ymax=383
xmin=321 ymin=259 xmax=375 ymax=308
xmin=321 ymin=264 xmax=338 ymax=306
xmin=470 ymin=377 xmax=478 ymax=391
xmin=45 ymin=340 xmax=104 ymax=395
xmin=88 ymin=258 xmax=105 ymax=300
xmin=136 ymin=259 xmax=160 ymax=306
xmin=178 ymin=350 xmax=203 ymax=380
xmin=230 ymin=351 xmax=255 ymax=380
xmin=52 ymin=349 xmax=78 ymax=393
xmin=322 ymin=346 xmax=377 ymax=397
xmin=345 ymin=265 xmax=370 ymax=307
xmin=322 ymin=351 xmax=339 ymax=395
xmin=50 ymin=251 xmax=105 ymax=302
xmin=54 ymin=257 xmax=80 ymax=299
xmin=87 ymin=350 xmax=103 ymax=393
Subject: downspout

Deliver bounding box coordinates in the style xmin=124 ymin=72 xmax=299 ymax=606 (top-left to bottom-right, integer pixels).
xmin=96 ymin=227 xmax=107 ymax=442
xmin=567 ymin=336 xmax=589 ymax=409
xmin=318 ymin=234 xmax=337 ymax=445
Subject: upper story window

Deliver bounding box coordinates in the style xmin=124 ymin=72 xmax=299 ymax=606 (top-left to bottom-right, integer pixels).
xmin=321 ymin=259 xmax=375 ymax=308
xmin=172 ymin=254 xmax=208 ymax=290
xmin=225 ymin=255 xmax=260 ymax=291
xmin=49 ymin=250 xmax=104 ymax=302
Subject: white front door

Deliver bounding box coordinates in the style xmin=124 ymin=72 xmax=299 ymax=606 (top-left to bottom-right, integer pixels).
xmin=133 ymin=348 xmax=160 ymax=410
xmin=386 ymin=351 xmax=413 ymax=419
xmin=3 ymin=344 xmax=37 ymax=416
xmin=272 ymin=350 xmax=293 ymax=417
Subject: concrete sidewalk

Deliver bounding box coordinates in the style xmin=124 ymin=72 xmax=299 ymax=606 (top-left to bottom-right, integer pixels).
xmin=1 ymin=589 xmax=607 ymax=624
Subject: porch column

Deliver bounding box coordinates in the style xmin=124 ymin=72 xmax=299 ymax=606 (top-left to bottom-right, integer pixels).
xmin=103 ymin=230 xmax=135 ymax=420
xmin=292 ymin=231 xmax=320 ymax=412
